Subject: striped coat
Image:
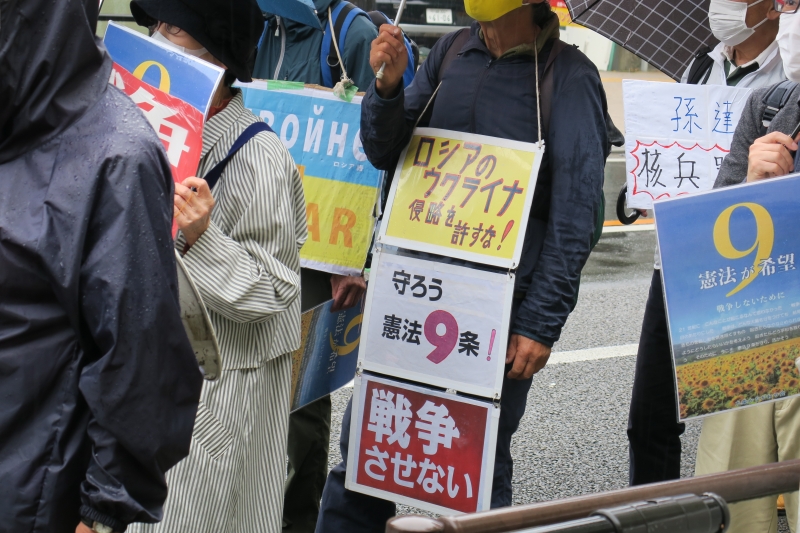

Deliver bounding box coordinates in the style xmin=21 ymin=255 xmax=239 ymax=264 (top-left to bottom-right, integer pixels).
xmin=130 ymin=92 xmax=306 ymax=533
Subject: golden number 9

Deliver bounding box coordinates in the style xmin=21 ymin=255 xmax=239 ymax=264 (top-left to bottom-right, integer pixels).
xmin=132 ymin=61 xmax=171 ymax=93
xmin=713 ymin=202 xmax=774 ymax=297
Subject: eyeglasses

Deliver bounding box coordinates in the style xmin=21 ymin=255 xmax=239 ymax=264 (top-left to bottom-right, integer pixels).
xmin=775 ymin=0 xmax=799 ymax=14
xmin=163 ymin=23 xmax=184 ymax=35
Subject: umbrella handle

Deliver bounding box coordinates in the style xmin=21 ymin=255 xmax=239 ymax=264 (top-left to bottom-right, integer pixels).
xmin=616 ymin=184 xmax=641 ymax=225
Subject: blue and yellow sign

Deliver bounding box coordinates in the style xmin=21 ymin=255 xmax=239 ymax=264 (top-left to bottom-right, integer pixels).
xmin=104 ymin=22 xmax=223 ymax=115
xmin=656 ymin=174 xmax=800 ymax=419
xmin=241 ymin=84 xmax=382 ymax=275
xmin=290 ymin=297 xmax=365 ymax=412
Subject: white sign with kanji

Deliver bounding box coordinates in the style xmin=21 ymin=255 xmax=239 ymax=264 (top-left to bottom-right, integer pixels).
xmin=623 ymin=80 xmax=752 ymax=209
xmin=359 ymin=249 xmax=514 ymax=398
xmin=346 ymin=373 xmax=499 ymax=515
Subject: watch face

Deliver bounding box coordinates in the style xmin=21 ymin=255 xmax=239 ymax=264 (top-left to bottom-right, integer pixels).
xmin=93 ymin=523 xmax=114 ymax=533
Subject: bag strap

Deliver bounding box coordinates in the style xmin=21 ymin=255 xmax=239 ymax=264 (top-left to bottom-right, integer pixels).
xmin=687 ymin=46 xmax=714 ymax=85
xmin=414 ymin=28 xmax=471 ymax=126
xmin=366 ymin=10 xmax=389 ymax=28
xmin=761 ymin=80 xmax=797 ymax=134
xmin=540 ymin=39 xmax=568 ymax=138
xmin=204 ymin=122 xmax=274 ymax=190
xmin=436 ymin=28 xmax=471 ymax=86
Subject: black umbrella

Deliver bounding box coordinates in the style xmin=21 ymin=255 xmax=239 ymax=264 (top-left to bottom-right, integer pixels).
xmin=565 ymin=0 xmax=718 ymax=81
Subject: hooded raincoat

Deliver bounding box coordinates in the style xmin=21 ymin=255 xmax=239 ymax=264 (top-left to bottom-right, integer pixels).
xmin=253 ymin=0 xmax=377 ymax=90
xmin=0 ymin=1 xmax=203 ymax=531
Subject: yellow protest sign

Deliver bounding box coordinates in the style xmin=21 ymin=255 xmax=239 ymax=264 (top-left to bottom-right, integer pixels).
xmin=240 ymin=83 xmax=383 ymax=275
xmin=301 ymin=176 xmax=378 ymax=273
xmin=378 ymin=128 xmax=543 ymax=269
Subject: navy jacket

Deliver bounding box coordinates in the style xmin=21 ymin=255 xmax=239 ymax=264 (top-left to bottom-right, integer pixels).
xmin=361 ymin=21 xmax=609 ymax=347
xmin=0 ymin=0 xmax=202 ymax=531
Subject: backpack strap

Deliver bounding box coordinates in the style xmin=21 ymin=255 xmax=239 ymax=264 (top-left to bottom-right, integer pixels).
xmin=436 ymin=28 xmax=471 ymax=86
xmin=366 ymin=10 xmax=389 ymax=28
xmin=687 ymin=46 xmax=714 ymax=85
xmin=540 ymin=39 xmax=568 ymax=138
xmin=321 ymin=1 xmax=367 ymax=88
xmin=761 ymin=80 xmax=798 ymax=134
xmin=204 ymin=122 xmax=274 ymax=190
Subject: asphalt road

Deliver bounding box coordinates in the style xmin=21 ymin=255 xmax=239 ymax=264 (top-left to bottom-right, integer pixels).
xmin=326 ymin=227 xmax=791 ymax=530
xmin=328 ymin=229 xmax=694 ymax=509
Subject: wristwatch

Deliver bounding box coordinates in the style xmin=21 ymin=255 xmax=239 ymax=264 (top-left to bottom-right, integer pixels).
xmin=81 ymin=519 xmax=116 ymax=533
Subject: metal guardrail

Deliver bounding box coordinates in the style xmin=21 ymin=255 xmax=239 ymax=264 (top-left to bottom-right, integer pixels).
xmin=387 ymin=459 xmax=800 ymax=533
xmin=399 ymin=24 xmax=468 ymax=37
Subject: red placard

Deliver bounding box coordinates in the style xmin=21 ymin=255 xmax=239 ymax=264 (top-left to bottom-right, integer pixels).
xmin=348 ymin=374 xmax=496 ymax=514
xmin=109 ymin=63 xmax=204 ymax=236
xmin=110 ymin=63 xmax=203 ymax=184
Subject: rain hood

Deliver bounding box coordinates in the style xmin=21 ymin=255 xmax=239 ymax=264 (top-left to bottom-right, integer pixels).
xmin=0 ymin=0 xmax=110 ymax=164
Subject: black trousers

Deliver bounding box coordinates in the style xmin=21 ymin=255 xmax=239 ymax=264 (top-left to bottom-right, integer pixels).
xmin=283 ymin=396 xmax=332 ymax=533
xmin=627 ymin=270 xmax=685 ymax=485
xmin=283 ymin=269 xmax=335 ymax=532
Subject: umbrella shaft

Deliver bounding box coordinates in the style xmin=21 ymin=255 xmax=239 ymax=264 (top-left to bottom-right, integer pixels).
xmin=376 ymin=0 xmax=408 ymax=80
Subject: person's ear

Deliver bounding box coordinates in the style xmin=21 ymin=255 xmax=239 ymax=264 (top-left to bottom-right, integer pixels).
xmin=767 ymin=6 xmax=782 ymax=20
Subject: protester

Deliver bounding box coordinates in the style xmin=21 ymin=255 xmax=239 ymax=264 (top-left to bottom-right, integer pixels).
xmin=253 ymin=5 xmax=375 ymax=531
xmin=126 ymin=0 xmax=307 ymax=531
xmin=315 ymin=1 xmax=611 ymax=530
xmin=627 ymin=0 xmax=786 ymax=486
xmin=254 ymin=0 xmax=378 ymax=91
xmin=0 ymin=0 xmax=203 ymax=532
xmin=690 ymin=9 xmax=800 ymax=532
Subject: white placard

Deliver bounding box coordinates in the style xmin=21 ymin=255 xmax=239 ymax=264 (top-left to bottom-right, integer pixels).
xmin=623 ymin=80 xmax=752 ymax=209
xmin=359 ymin=249 xmax=514 ymax=398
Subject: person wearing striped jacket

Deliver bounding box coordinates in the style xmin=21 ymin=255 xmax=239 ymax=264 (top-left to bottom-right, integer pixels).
xmin=127 ymin=0 xmax=307 ymax=532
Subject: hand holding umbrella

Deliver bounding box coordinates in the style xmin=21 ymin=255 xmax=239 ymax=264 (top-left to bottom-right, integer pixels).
xmin=370 ymin=10 xmax=410 ymax=97
xmin=375 ymin=0 xmax=407 ymax=80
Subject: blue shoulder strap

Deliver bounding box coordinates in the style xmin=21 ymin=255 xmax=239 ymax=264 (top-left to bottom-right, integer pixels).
xmin=401 ymin=39 xmax=415 ymax=88
xmin=321 ymin=1 xmax=349 ymax=87
xmin=320 ymin=1 xmax=368 ymax=88
xmin=203 ymin=122 xmax=274 ymax=190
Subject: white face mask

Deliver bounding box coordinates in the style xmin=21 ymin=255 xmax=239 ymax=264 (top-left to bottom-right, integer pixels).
xmin=709 ymin=0 xmax=768 ymax=46
xmin=150 ymin=29 xmax=208 ymax=58
xmin=778 ymin=13 xmax=800 ymax=81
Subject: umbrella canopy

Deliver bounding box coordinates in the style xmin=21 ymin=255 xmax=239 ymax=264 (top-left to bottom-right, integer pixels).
xmin=564 ymin=0 xmax=718 ymax=81
xmin=255 ymin=0 xmax=322 ymax=30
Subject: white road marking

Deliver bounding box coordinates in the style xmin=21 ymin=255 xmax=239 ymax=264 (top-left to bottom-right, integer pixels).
xmin=342 ymin=344 xmax=639 ymax=390
xmin=549 ymin=343 xmax=638 ymax=365
xmin=603 ymin=224 xmax=654 ymax=234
